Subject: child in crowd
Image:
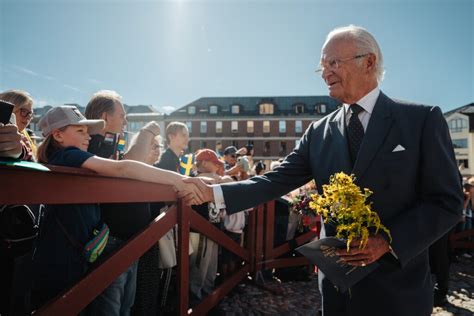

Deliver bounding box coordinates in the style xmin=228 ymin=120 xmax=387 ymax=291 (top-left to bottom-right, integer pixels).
xmin=31 ymin=106 xmax=201 ymax=309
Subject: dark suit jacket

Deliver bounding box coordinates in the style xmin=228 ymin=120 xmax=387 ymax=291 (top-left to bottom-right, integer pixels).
xmin=221 ymin=92 xmax=463 ymax=316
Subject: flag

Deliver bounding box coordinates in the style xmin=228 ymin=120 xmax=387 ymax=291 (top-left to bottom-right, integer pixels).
xmin=179 ymin=153 xmax=195 ymax=176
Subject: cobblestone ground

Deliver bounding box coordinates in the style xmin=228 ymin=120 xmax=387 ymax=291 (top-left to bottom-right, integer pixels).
xmin=217 ymin=254 xmax=473 ymax=315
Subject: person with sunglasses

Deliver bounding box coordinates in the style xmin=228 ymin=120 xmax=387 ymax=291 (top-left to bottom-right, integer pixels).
xmin=0 ymin=90 xmax=37 ymax=161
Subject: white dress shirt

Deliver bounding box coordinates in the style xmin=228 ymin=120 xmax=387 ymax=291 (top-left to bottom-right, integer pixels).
xmin=344 ymin=86 xmax=379 ymax=131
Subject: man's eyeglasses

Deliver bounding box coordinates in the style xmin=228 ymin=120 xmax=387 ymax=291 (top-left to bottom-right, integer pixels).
xmin=17 ymin=108 xmax=33 ymax=119
xmin=315 ymin=54 xmax=369 ymax=73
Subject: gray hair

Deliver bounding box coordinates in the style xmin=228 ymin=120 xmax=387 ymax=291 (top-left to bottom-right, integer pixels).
xmin=326 ymin=25 xmax=385 ymax=82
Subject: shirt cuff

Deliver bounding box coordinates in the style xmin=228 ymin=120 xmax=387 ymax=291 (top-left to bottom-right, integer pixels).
xmin=211 ymin=184 xmax=226 ymax=210
xmin=389 ymin=245 xmax=398 ymax=259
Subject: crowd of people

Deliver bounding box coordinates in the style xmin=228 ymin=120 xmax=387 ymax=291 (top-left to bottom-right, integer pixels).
xmin=0 ymin=89 xmax=295 ymax=315
xmin=0 ymin=24 xmax=471 ymax=316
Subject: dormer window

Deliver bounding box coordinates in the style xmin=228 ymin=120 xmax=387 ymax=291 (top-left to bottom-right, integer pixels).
xmin=188 ymin=106 xmax=196 ymax=115
xmin=231 ymin=105 xmax=240 ymax=114
xmin=316 ymin=104 xmax=327 ymax=114
xmin=294 ymin=104 xmax=305 ymax=114
xmin=209 ymin=105 xmax=218 ymax=114
xmin=259 ymin=103 xmax=274 ymax=115
xmin=319 ymin=104 xmax=327 ymax=114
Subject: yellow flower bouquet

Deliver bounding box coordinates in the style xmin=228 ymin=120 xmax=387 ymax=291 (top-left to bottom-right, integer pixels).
xmin=296 ymin=172 xmax=392 ymax=292
xmin=309 ymin=172 xmax=391 ymax=251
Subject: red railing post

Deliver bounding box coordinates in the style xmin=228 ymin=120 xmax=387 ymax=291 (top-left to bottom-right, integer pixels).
xmin=255 ymin=205 xmax=265 ymax=271
xmin=177 ymin=199 xmax=190 ymax=316
xmin=247 ymin=207 xmax=257 ymax=274
xmin=264 ymin=201 xmax=276 ymax=265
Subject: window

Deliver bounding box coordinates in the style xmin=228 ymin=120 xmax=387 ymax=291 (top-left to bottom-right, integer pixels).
xmin=294 ymin=104 xmax=305 ymax=114
xmin=279 ymin=121 xmax=286 ymax=133
xmin=449 ymin=118 xmax=468 ymax=133
xmin=295 ymin=120 xmax=303 ymax=133
xmin=231 ymin=105 xmax=240 ymax=114
xmin=200 ymin=121 xmax=207 ymax=134
xmin=458 ymin=159 xmax=469 ymax=168
xmin=209 ymin=105 xmax=218 ymax=114
xmin=247 ymin=121 xmax=254 ymax=133
xmin=215 ymin=141 xmax=223 ymax=155
xmin=452 ymin=138 xmax=468 ymax=148
xmin=295 ymin=139 xmax=300 ymax=148
xmin=215 ymin=121 xmax=223 ymax=134
xmin=319 ymin=104 xmax=327 ymax=114
xmin=263 ymin=121 xmax=270 ymax=133
xmin=263 ymin=141 xmax=271 ymax=155
xmin=129 ymin=121 xmax=145 ymax=132
xmin=231 ymin=121 xmax=238 ymax=133
xmin=200 ymin=140 xmax=207 ymax=149
xmin=259 ymin=103 xmax=274 ymax=114
xmin=279 ymin=141 xmax=287 ymax=156
xmin=186 ymin=121 xmax=192 ymax=131
xmin=188 ymin=106 xmax=196 ymax=115
xmin=232 ymin=140 xmax=239 ymax=147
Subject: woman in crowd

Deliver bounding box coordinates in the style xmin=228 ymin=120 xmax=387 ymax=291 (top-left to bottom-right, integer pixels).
xmin=0 ymin=90 xmax=37 ymax=161
xmin=32 ymin=106 xmax=203 ymax=309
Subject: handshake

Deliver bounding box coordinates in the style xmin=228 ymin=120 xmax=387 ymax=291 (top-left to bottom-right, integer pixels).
xmin=174 ymin=177 xmax=216 ymax=206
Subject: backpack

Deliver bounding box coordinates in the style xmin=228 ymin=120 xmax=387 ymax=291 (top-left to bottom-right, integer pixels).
xmin=0 ymin=204 xmax=39 ymax=253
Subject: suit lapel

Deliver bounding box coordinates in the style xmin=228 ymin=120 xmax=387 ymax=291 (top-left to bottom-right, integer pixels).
xmin=328 ymin=107 xmax=352 ymax=174
xmin=352 ymin=92 xmax=393 ymax=181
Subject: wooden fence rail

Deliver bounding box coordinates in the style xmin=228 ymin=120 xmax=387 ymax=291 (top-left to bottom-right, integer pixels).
xmin=0 ymin=164 xmax=315 ymax=316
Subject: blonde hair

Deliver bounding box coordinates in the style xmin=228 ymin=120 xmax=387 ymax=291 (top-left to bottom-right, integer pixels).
xmin=85 ymin=90 xmax=122 ymax=119
xmin=0 ymin=89 xmax=34 ymax=111
xmin=37 ymin=127 xmax=67 ymax=163
xmin=165 ymin=122 xmax=188 ymax=143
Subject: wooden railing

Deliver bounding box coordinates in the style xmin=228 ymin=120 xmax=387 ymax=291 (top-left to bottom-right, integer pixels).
xmin=450 ymin=228 xmax=474 ymax=250
xmin=0 ymin=164 xmax=317 ymax=316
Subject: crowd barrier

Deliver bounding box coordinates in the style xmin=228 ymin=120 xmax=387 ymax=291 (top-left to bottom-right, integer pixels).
xmin=449 ymin=228 xmax=474 ymax=250
xmin=0 ymin=164 xmax=317 ymax=316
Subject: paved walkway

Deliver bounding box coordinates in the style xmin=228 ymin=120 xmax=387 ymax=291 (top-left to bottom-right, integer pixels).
xmin=217 ymin=254 xmax=474 ymax=315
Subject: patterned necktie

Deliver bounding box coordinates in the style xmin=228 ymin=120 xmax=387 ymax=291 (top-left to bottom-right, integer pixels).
xmin=347 ymin=104 xmax=365 ymax=165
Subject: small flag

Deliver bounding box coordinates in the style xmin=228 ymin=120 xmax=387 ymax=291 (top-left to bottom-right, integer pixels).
xmin=117 ymin=135 xmax=126 ymax=160
xmin=179 ymin=153 xmax=195 ymax=176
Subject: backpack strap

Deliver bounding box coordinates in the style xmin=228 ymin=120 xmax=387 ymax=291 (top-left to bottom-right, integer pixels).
xmin=54 ymin=216 xmax=84 ymax=251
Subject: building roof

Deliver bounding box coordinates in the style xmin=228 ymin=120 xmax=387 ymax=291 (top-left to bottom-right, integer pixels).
xmin=167 ymin=95 xmax=341 ymax=118
xmin=124 ymin=104 xmax=160 ymax=114
xmin=444 ymin=103 xmax=474 ymax=117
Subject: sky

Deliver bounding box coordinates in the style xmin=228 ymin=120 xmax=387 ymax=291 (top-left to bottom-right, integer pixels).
xmin=0 ymin=0 xmax=472 ymax=113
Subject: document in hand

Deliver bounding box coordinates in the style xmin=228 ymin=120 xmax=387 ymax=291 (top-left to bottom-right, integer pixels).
xmin=296 ymin=237 xmax=378 ymax=293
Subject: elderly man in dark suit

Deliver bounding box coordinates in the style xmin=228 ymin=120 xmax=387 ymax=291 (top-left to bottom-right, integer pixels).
xmin=182 ymin=25 xmax=463 ymax=316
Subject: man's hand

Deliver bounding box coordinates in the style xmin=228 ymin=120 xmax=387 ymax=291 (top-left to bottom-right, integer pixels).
xmin=0 ymin=124 xmax=22 ymax=159
xmin=336 ymin=234 xmax=390 ymax=267
xmin=177 ymin=177 xmax=214 ymax=205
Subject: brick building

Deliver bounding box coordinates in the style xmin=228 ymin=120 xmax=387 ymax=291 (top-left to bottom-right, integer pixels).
xmin=165 ymin=96 xmax=341 ymax=164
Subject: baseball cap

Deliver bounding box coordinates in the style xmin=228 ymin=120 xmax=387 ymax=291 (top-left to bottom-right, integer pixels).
xmin=196 ymin=149 xmax=224 ymax=167
xmin=38 ymin=106 xmax=105 ymax=137
xmin=224 ymin=146 xmax=238 ymax=156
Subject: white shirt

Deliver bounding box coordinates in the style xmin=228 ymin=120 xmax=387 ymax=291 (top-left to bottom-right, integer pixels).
xmin=212 ymin=87 xmax=380 ymax=210
xmin=343 ymin=87 xmax=380 ymax=131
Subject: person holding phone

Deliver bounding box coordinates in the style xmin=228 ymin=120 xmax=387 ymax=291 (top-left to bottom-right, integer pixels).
xmin=0 ymin=90 xmax=37 ymax=161
xmin=0 ymin=100 xmax=24 ymax=159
